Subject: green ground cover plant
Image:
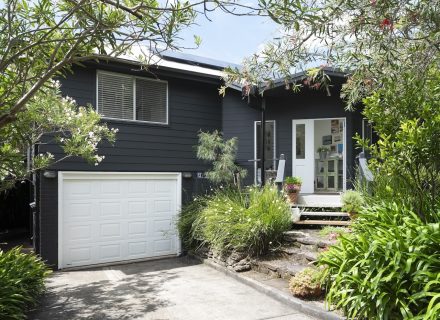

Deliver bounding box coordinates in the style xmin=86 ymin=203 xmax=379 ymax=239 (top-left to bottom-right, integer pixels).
xmin=177 ymin=196 xmax=207 ymax=251
xmin=178 ymin=185 xmax=291 ymax=256
xmin=341 ymin=190 xmax=364 ymax=215
xmin=318 ymin=69 xmax=440 ymax=319
xmin=318 ymin=226 xmax=350 ymax=239
xmin=289 ymin=267 xmax=324 ymax=299
xmin=319 ymin=203 xmax=440 ymax=319
xmin=0 ymin=247 xmax=51 ymax=319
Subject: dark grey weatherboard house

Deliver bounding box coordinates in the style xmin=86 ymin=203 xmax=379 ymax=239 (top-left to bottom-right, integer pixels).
xmin=34 ymin=53 xmax=365 ymax=269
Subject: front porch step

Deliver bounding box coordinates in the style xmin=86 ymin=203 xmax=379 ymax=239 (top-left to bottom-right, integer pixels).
xmin=300 ymin=211 xmax=349 ymax=217
xmin=294 ymin=220 xmax=351 ymax=226
xmin=297 ymin=194 xmax=342 ymax=208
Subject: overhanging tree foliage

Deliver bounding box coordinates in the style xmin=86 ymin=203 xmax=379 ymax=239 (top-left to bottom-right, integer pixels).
xmin=223 ymin=0 xmax=440 ymax=108
xmin=0 ymin=0 xmax=260 ymax=189
xmin=0 ymin=0 xmax=198 ymax=188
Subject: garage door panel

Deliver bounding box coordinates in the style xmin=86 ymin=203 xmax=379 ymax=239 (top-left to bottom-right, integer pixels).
xmin=153 ymin=180 xmax=174 ymax=193
xmin=152 ymin=219 xmax=174 ymax=235
xmin=128 ymin=180 xmax=148 ymax=194
xmin=128 ymin=221 xmax=148 ymax=236
xmin=100 ymin=180 xmax=122 ymax=194
xmin=99 ymin=243 xmax=122 ymax=260
xmin=64 ymin=202 xmax=93 ymax=220
xmin=127 ymin=241 xmax=149 ymax=257
xmin=153 ymin=239 xmax=174 ymax=256
xmin=99 ymin=222 xmax=122 ymax=239
xmin=99 ymin=201 xmax=123 ymax=218
xmin=66 ymin=224 xmax=93 ymax=242
xmin=64 ymin=181 xmax=92 ymax=197
xmin=128 ymin=200 xmax=148 ymax=216
xmin=152 ymin=198 xmax=175 ymax=215
xmin=60 ymin=173 xmax=180 ymax=269
xmin=68 ymin=247 xmax=93 ymax=265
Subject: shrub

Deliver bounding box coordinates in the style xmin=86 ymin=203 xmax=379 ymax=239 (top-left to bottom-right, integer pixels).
xmin=185 ymin=185 xmax=291 ymax=256
xmin=359 ymin=70 xmax=440 ymax=222
xmin=177 ymin=196 xmax=207 ymax=251
xmin=284 ymin=176 xmax=302 ymax=185
xmin=341 ymin=190 xmax=364 ymax=214
xmin=319 ymin=202 xmax=440 ymax=319
xmin=0 ymin=247 xmax=51 ymax=319
xmin=196 ymin=130 xmax=247 ymax=186
xmin=289 ymin=267 xmax=324 ymax=299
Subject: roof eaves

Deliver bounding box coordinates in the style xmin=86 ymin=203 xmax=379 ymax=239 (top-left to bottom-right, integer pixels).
xmin=270 ymin=67 xmax=349 ymax=89
xmin=90 ymin=54 xmax=225 ymax=80
xmin=225 ymin=67 xmax=349 ymax=93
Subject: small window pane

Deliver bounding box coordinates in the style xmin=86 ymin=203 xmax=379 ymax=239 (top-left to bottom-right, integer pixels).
xmin=296 ymin=124 xmax=305 ymax=159
xmin=256 ymin=122 xmax=276 ymax=169
xmin=328 ymin=160 xmax=335 ymax=173
xmin=316 ymin=176 xmax=324 ymax=189
xmin=328 ymin=176 xmax=335 ymax=189
xmin=316 ymin=161 xmax=325 ymax=174
xmin=98 ymin=72 xmax=133 ymax=120
xmin=136 ymin=78 xmax=167 ymax=123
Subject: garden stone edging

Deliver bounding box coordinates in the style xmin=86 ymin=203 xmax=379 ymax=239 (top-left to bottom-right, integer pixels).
xmin=188 ymin=253 xmax=344 ymax=320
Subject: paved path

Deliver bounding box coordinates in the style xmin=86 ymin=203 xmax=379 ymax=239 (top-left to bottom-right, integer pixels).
xmin=29 ymin=257 xmax=317 ymax=320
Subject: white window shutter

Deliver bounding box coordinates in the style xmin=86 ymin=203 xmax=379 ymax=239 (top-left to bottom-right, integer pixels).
xmin=97 ymin=72 xmax=134 ymax=120
xmin=136 ymin=78 xmax=167 ymax=123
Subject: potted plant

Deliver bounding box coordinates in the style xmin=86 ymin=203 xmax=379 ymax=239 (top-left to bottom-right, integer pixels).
xmin=317 ymin=146 xmax=330 ymax=160
xmin=341 ymin=190 xmax=364 ymax=219
xmin=284 ymin=176 xmax=302 ymax=204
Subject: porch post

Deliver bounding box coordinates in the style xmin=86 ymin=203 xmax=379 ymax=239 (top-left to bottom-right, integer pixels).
xmin=260 ymin=98 xmax=266 ymax=186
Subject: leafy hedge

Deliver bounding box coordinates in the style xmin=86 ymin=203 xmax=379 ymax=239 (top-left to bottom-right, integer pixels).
xmin=178 ymin=185 xmax=292 ymax=256
xmin=0 ymin=247 xmax=51 ymax=319
xmin=319 ymin=203 xmax=440 ymax=319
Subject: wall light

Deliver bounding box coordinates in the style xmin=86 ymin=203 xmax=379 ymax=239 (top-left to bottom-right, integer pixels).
xmin=182 ymin=172 xmax=192 ymax=179
xmin=43 ymin=170 xmax=57 ymax=179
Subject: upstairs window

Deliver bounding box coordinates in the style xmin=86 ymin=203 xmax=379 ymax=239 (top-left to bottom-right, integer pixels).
xmin=97 ymin=70 xmax=168 ymax=124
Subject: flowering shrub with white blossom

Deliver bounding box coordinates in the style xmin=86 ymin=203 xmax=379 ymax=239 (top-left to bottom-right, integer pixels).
xmin=0 ymin=79 xmax=116 ymax=190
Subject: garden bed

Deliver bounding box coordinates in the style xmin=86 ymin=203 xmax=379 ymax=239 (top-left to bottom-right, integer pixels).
xmin=191 ymin=228 xmax=347 ymax=302
xmin=189 ymin=231 xmax=346 ymax=320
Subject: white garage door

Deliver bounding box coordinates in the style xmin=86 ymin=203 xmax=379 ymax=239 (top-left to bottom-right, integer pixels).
xmin=58 ymin=172 xmax=181 ymax=269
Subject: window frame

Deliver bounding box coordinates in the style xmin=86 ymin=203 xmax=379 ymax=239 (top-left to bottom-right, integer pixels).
xmin=254 ymin=120 xmax=277 ymax=185
xmin=96 ymin=70 xmax=169 ymax=125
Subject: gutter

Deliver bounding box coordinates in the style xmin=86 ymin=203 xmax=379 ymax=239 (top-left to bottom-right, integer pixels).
xmin=89 ymin=54 xmax=224 ymax=81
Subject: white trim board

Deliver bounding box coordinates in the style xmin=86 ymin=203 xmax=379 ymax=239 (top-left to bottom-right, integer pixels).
xmin=57 ymin=171 xmax=182 ymax=269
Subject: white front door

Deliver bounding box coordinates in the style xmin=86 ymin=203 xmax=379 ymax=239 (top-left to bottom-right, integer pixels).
xmin=292 ymin=120 xmax=315 ymax=193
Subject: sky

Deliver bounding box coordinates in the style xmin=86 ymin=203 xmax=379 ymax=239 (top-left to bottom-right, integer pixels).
xmin=176 ymin=8 xmax=280 ymax=64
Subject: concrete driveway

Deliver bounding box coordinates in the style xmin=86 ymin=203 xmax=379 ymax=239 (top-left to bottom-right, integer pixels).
xmin=29 ymin=257 xmax=317 ymax=320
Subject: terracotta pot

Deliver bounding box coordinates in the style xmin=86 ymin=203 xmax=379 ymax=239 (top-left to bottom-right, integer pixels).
xmin=287 ymin=192 xmax=299 ymax=204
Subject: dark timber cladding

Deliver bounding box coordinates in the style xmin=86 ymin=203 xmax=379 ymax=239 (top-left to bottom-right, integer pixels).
xmin=37 ymin=61 xmax=223 ymax=267
xmin=222 ymin=80 xmax=363 ymax=186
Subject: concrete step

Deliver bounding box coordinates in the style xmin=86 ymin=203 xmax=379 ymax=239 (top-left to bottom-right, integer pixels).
xmin=296 ymin=194 xmax=342 ymax=208
xmin=301 ymin=211 xmax=349 ymax=217
xmin=292 ymin=204 xmax=341 ymax=209
xmin=294 ymin=220 xmax=351 ymax=226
